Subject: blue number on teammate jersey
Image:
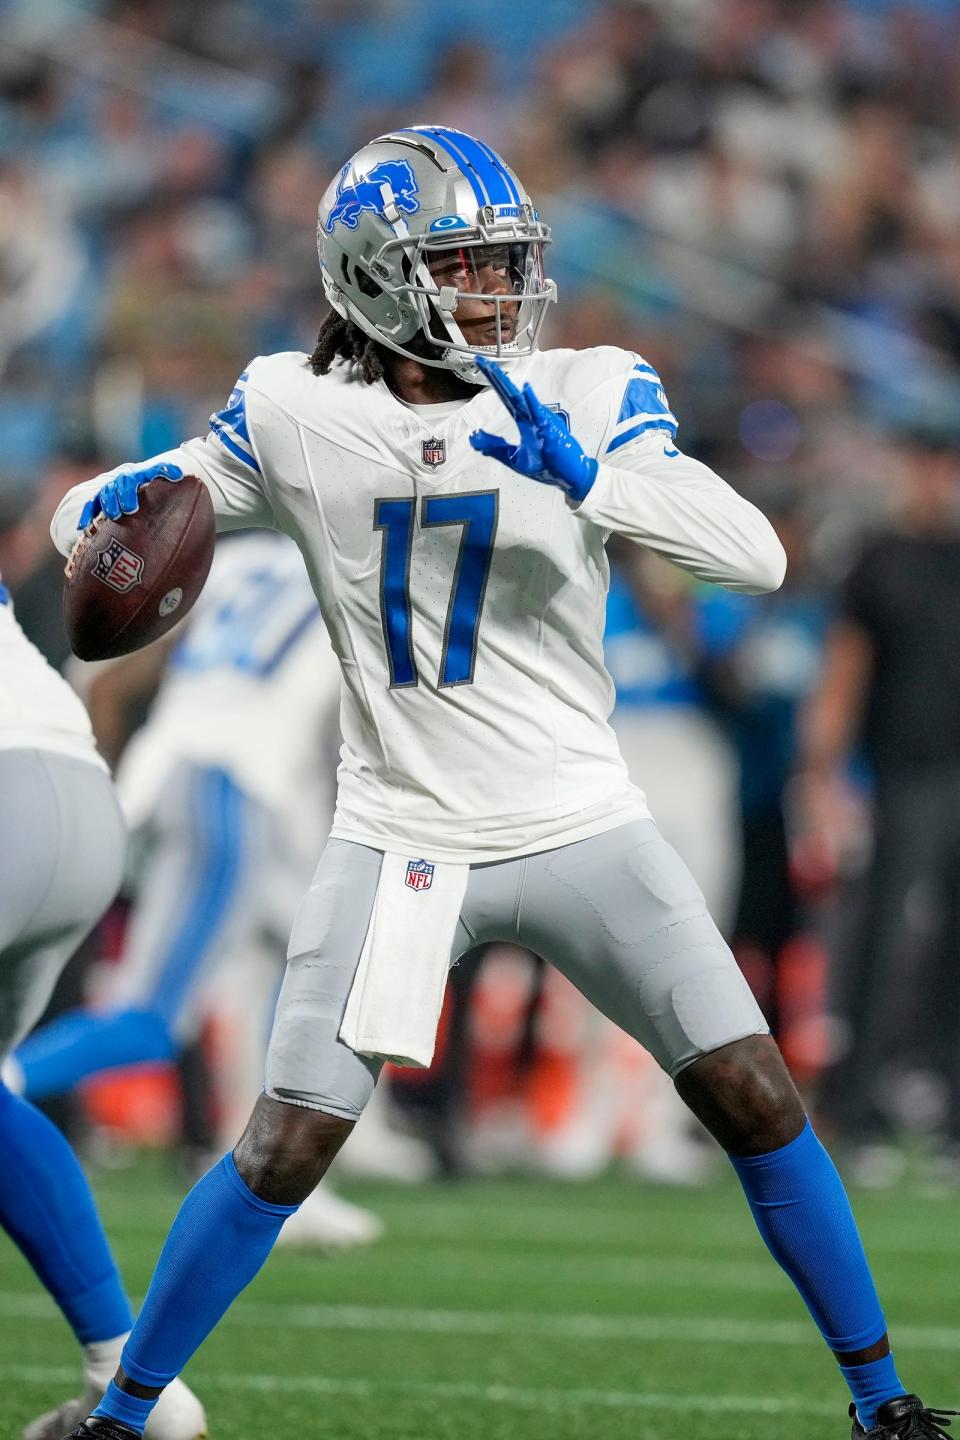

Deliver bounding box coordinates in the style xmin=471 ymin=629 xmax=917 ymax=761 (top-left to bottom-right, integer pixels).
xmin=172 ymin=567 xmax=319 ymax=678
xmin=374 ymin=491 xmax=498 ymax=689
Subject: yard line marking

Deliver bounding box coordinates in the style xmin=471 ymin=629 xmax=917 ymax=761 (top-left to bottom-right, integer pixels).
xmin=381 ymin=1212 xmax=960 ymax=1258
xmin=0 ymin=1363 xmax=841 ymax=1417
xmin=3 ymin=1292 xmax=959 ymax=1352
xmin=226 ymin=1302 xmax=960 ymax=1354
xmin=94 ymin=1204 xmax=960 ymax=1264
xmin=401 ymin=1249 xmax=792 ymax=1293
xmin=91 ymin=1181 xmax=960 ymax=1258
xmin=401 ymin=1248 xmax=954 ymax=1295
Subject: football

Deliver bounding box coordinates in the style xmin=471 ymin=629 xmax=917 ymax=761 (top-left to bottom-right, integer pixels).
xmin=63 ymin=474 xmax=216 ymax=661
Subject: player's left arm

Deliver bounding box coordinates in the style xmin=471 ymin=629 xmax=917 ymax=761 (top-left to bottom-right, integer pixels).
xmin=470 ymin=356 xmax=786 ymax=596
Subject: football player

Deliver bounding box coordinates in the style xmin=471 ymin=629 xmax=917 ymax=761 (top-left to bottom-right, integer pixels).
xmin=50 ymin=129 xmax=952 ymax=1440
xmin=0 ymin=577 xmax=205 ymax=1438
xmin=13 ymin=531 xmax=382 ymax=1251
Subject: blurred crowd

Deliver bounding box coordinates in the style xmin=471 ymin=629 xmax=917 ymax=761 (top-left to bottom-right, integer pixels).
xmin=3 ymin=0 xmax=960 ymax=1188
xmin=3 ymin=0 xmax=960 ymax=499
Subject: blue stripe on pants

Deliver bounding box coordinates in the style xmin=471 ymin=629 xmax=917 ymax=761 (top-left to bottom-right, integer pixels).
xmin=148 ymin=768 xmax=245 ymax=1026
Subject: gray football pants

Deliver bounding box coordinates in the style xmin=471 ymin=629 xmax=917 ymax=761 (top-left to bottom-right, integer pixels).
xmin=265 ymin=819 xmax=768 ymax=1121
xmin=0 ymin=749 xmax=126 ymax=1058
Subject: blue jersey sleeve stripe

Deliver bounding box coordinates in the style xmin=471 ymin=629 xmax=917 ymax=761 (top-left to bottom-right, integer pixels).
xmin=606 ymin=418 xmax=678 ymax=454
xmin=614 ymin=409 xmax=679 ymax=431
xmin=0 ymin=583 xmax=9 ymax=605
xmin=209 ymin=417 xmax=261 ymax=474
xmin=215 ymin=414 xmax=257 ymax=458
xmin=632 ymin=362 xmax=659 ymax=377
xmin=616 ymin=375 xmax=674 ymax=426
xmin=214 ymin=391 xmax=252 ymax=446
xmin=403 ymin=128 xmax=487 ymax=206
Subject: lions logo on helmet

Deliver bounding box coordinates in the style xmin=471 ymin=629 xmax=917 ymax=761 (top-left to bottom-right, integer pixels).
xmin=325 ymin=159 xmax=421 ymax=234
xmin=317 ymin=126 xmax=556 ymax=383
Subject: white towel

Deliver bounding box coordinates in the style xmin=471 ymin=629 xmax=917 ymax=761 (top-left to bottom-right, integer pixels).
xmin=339 ymin=852 xmax=469 ymax=1068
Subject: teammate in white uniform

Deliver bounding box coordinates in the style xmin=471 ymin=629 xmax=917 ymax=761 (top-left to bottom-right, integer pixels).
xmin=51 ymin=129 xmax=948 ymax=1440
xmin=16 ymin=532 xmax=382 ymax=1250
xmin=0 ymin=580 xmax=205 ymax=1440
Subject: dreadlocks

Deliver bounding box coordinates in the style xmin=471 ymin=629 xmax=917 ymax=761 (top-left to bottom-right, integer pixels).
xmin=308 ymin=311 xmax=387 ymax=384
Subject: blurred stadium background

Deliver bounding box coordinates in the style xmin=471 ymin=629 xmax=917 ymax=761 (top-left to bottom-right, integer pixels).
xmin=3 ymin=0 xmax=960 ymax=1436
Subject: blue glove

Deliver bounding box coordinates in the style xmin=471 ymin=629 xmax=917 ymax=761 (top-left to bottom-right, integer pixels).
xmin=78 ymin=461 xmax=184 ymax=529
xmin=468 ymin=356 xmax=598 ymax=505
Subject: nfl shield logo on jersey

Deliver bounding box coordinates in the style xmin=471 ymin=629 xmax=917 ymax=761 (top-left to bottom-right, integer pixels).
xmin=405 ymin=858 xmax=435 ymax=892
xmin=93 ymin=539 xmax=144 ymax=593
xmin=421 ymin=437 xmax=446 ymax=468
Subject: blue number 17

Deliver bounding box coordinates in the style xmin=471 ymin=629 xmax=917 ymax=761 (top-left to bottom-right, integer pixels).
xmin=374 ymin=490 xmax=498 ymax=689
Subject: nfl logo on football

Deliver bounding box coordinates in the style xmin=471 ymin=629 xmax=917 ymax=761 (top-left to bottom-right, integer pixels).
xmin=93 ymin=539 xmax=144 ymax=594
xmin=405 ymin=858 xmax=435 ymax=892
xmin=421 ymin=437 xmax=445 ymax=468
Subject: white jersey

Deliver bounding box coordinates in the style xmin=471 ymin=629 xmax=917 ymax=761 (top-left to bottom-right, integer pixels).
xmin=53 ymin=345 xmax=784 ymax=862
xmin=116 ymin=532 xmax=340 ymax=854
xmin=0 ymin=576 xmax=106 ymax=770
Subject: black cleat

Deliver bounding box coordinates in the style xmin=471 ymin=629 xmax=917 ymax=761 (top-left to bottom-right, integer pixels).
xmin=850 ymin=1395 xmax=958 ymax=1438
xmin=60 ymin=1421 xmax=142 ymax=1440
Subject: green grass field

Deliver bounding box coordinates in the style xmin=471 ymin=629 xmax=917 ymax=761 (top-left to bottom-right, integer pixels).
xmin=3 ymin=1157 xmax=959 ymax=1440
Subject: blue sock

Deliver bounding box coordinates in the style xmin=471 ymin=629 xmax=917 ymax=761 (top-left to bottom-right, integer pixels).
xmin=93 ymin=1381 xmax=155 ymax=1433
xmin=17 ymin=1007 xmax=174 ymax=1100
xmin=95 ymin=1152 xmax=297 ymax=1428
xmin=840 ymin=1354 xmax=904 ymax=1432
xmin=0 ymin=1083 xmax=133 ymax=1343
xmin=730 ymin=1120 xmax=905 ymax=1426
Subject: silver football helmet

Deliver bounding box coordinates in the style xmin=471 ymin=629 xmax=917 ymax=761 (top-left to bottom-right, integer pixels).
xmin=317 ymin=126 xmax=556 ymax=381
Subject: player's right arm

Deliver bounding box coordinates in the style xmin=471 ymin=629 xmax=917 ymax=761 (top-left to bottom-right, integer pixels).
xmin=50 ymin=365 xmax=276 ymax=557
xmin=472 ymin=354 xmax=787 ymax=595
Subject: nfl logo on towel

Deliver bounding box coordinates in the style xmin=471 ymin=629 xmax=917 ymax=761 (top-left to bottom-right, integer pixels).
xmin=405 ymin=858 xmax=435 ymax=892
xmin=421 ymin=437 xmax=446 ymax=468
